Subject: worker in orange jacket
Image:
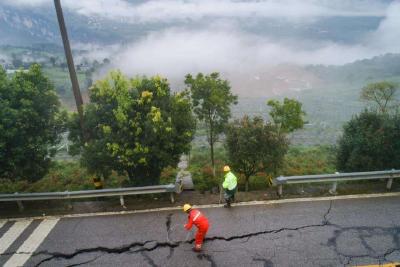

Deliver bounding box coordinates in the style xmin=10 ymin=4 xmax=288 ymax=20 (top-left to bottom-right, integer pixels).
xmin=183 ymin=203 xmax=209 ymax=252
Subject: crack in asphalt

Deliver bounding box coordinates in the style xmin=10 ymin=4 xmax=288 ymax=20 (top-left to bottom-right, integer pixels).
xmin=165 ymin=213 xmax=175 ymax=260
xmin=13 ymin=200 xmax=400 ymax=267
xmin=323 ymin=200 xmax=333 ymax=225
xmin=201 ymin=200 xmax=333 ymax=243
xmin=32 ymin=240 xmax=179 ymax=267
xmin=326 ymin=225 xmax=400 ymax=266
xmin=141 ymin=251 xmax=158 ymax=267
xmin=342 ymin=247 xmax=400 ymax=267
xmin=29 ymin=201 xmax=334 ymax=266
xmin=252 ymin=257 xmax=274 ymax=267
xmin=165 ymin=213 xmax=172 ymax=233
xmin=64 ymin=254 xmax=103 ymax=267
xmin=197 ymin=253 xmax=217 ymax=267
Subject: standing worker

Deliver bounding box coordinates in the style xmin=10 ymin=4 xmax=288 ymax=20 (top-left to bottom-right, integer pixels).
xmin=183 ymin=204 xmax=209 ymax=252
xmin=222 ymin=165 xmax=237 ymax=208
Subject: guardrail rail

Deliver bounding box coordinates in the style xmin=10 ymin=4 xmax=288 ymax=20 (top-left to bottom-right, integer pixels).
xmin=273 ymin=169 xmax=400 ymax=196
xmin=0 ymin=183 xmax=179 ymax=212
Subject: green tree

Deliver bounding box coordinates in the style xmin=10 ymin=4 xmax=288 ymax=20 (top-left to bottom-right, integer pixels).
xmin=225 ymin=116 xmax=288 ymax=191
xmin=69 ymin=71 xmax=196 ymax=186
xmin=0 ymin=64 xmax=66 ymax=182
xmin=360 ymin=81 xmax=399 ymax=114
xmin=336 ymin=111 xmax=400 ymax=172
xmin=185 ymin=72 xmax=237 ymax=176
xmin=267 ymin=98 xmax=306 ymax=134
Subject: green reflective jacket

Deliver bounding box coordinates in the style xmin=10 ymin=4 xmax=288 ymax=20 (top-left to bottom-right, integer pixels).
xmin=223 ymin=171 xmax=237 ymax=190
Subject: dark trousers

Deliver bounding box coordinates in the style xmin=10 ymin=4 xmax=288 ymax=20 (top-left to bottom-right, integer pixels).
xmin=224 ymin=187 xmax=237 ymax=204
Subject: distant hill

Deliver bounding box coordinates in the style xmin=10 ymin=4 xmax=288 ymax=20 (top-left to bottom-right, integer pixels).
xmin=231 ymin=53 xmax=400 ymax=145
xmin=306 ymin=53 xmax=400 ymax=85
xmin=0 ymin=3 xmax=167 ymax=46
xmin=0 ymin=2 xmax=384 ymax=47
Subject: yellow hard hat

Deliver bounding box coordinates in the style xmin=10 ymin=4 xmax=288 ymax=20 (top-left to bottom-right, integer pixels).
xmin=223 ymin=165 xmax=230 ymax=172
xmin=183 ymin=204 xmax=192 ymax=212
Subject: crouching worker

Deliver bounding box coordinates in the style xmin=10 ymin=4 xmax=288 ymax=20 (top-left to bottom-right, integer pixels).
xmin=222 ymin=165 xmax=237 ymax=208
xmin=183 ymin=204 xmax=209 ymax=252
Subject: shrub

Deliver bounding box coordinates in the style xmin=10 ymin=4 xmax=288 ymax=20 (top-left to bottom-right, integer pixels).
xmin=0 ymin=161 xmax=128 ymax=193
xmin=159 ymin=166 xmax=178 ymax=185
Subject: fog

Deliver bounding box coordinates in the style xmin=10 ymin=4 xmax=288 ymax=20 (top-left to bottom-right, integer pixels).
xmin=101 ymin=2 xmax=399 ymax=86
xmin=3 ymin=0 xmax=400 ymax=95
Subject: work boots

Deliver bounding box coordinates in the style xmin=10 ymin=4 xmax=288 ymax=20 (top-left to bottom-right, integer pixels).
xmin=224 ymin=200 xmax=231 ymax=208
xmin=192 ymin=244 xmax=202 ymax=252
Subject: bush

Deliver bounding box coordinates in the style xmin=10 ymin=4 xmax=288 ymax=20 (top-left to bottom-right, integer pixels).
xmin=337 ymin=111 xmax=400 ymax=172
xmin=189 ymin=145 xmax=226 ymax=192
xmin=0 ymin=179 xmax=30 ymax=193
xmin=0 ymin=161 xmax=128 ymax=193
xmin=282 ymin=145 xmax=336 ymax=176
xmin=191 ymin=165 xmax=223 ymax=193
xmin=159 ymin=166 xmax=178 ymax=185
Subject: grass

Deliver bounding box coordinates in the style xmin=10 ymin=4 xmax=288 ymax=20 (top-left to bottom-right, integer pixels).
xmin=282 ymin=145 xmax=337 ymax=176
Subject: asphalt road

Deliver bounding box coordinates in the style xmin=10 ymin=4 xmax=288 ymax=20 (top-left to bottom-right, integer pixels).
xmin=0 ymin=194 xmax=399 ymax=266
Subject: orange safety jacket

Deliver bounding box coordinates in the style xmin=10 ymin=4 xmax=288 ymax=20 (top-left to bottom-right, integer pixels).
xmin=185 ymin=209 xmax=209 ymax=230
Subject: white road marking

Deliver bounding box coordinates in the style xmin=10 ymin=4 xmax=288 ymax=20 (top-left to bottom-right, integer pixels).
xmin=0 ymin=220 xmax=32 ymax=254
xmin=2 ymin=191 xmax=400 ymax=222
xmin=0 ymin=220 xmax=6 ymax=230
xmin=3 ymin=219 xmax=59 ymax=267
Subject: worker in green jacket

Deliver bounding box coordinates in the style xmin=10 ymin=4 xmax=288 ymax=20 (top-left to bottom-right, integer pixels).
xmin=222 ymin=165 xmax=237 ymax=208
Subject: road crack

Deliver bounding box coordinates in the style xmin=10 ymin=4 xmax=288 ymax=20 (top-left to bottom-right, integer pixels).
xmin=326 ymin=225 xmax=400 ymax=266
xmin=141 ymin=251 xmax=158 ymax=267
xmin=64 ymin=254 xmax=103 ymax=267
xmin=31 ymin=202 xmax=335 ymax=266
xmin=252 ymin=256 xmax=274 ymax=267
xmin=32 ymin=240 xmax=178 ymax=267
xmin=197 ymin=253 xmax=217 ymax=267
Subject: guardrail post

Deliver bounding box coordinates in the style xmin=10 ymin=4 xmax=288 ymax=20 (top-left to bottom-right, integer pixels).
xmin=17 ymin=201 xmax=24 ymax=212
xmin=329 ymin=182 xmax=338 ymax=195
xmin=66 ymin=191 xmax=73 ymax=210
xmin=120 ymin=195 xmax=126 ymax=209
xmin=14 ymin=192 xmax=24 ymax=212
xmin=170 ymin=192 xmax=175 ymax=203
xmin=387 ymin=178 xmax=393 ymax=190
xmin=278 ymin=185 xmax=283 ymax=197
xmin=329 ymin=172 xmax=339 ymax=195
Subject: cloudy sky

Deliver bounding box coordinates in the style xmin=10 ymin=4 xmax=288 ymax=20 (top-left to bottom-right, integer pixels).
xmin=2 ymin=0 xmax=400 ymax=81
xmin=3 ymin=0 xmax=390 ymax=21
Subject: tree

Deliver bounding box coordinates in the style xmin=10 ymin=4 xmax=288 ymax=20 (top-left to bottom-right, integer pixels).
xmin=267 ymin=98 xmax=306 ymax=134
xmin=0 ymin=64 xmax=66 ymax=182
xmin=225 ymin=116 xmax=288 ymax=191
xmin=360 ymin=81 xmax=399 ymax=114
xmin=336 ymin=111 xmax=400 ymax=172
xmin=185 ymin=72 xmax=237 ymax=176
xmin=69 ymin=71 xmax=196 ymax=186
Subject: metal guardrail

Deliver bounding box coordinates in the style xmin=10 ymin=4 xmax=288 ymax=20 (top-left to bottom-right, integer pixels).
xmin=0 ymin=184 xmax=178 ymax=212
xmin=273 ymin=170 xmax=400 ymax=196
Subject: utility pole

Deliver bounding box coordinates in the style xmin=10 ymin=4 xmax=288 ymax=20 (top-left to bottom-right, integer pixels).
xmin=54 ymin=0 xmax=86 ymax=140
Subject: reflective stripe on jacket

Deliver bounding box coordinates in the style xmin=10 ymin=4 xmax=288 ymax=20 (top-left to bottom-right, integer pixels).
xmin=185 ymin=209 xmax=209 ymax=230
xmin=223 ymin=171 xmax=237 ymax=190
